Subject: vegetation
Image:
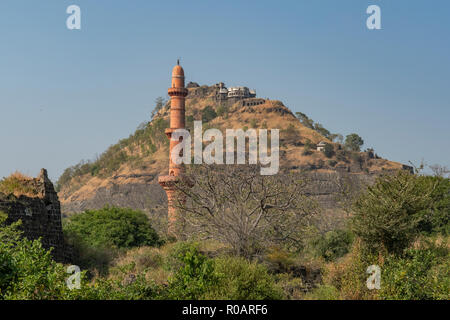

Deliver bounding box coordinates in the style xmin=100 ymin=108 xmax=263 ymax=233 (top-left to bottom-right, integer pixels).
xmin=174 ymin=165 xmax=318 ymax=258
xmin=351 ymin=171 xmax=441 ymax=254
xmin=0 ymin=172 xmax=38 ymax=197
xmin=2 ymin=166 xmax=449 ymax=300
xmin=151 ymin=97 xmax=166 ymax=119
xmin=302 ymin=139 xmax=314 ymax=156
xmin=295 ymin=112 xmax=336 ymax=140
xmin=345 ymin=133 xmax=364 ymax=152
xmin=64 ymin=207 xmax=161 ymax=250
xmin=312 ymin=230 xmax=354 ymax=262
xmin=57 ymin=117 xmax=169 ymax=189
xmin=322 ymin=143 xmax=335 ymax=158
xmin=201 ymin=105 xmax=217 ymax=123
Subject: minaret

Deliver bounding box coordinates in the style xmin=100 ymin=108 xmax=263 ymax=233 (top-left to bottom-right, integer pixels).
xmin=158 ymin=61 xmax=189 ymax=237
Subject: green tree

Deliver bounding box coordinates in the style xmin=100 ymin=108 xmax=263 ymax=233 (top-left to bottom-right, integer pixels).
xmin=295 ymin=112 xmax=314 ymax=129
xmin=351 ymin=171 xmax=438 ymax=254
xmin=345 ymin=134 xmax=364 ymax=152
xmin=314 ymin=123 xmax=331 ymax=139
xmin=151 ymin=97 xmax=165 ymax=119
xmin=322 ymin=143 xmax=335 ymax=158
xmin=64 ymin=207 xmax=161 ymax=250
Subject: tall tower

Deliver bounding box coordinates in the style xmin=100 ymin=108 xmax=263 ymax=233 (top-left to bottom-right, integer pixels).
xmin=158 ymin=61 xmax=189 ymax=237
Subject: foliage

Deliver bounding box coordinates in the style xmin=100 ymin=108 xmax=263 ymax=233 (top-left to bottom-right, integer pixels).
xmin=345 ymin=133 xmax=364 ymax=152
xmin=417 ymin=176 xmax=450 ymax=235
xmin=64 ymin=207 xmax=161 ymax=250
xmin=166 ymin=244 xmax=217 ymax=300
xmin=151 ymin=97 xmax=166 ymax=119
xmin=321 ymin=239 xmax=380 ymax=300
xmin=322 ymin=143 xmax=335 ymax=158
xmin=295 ymin=112 xmax=336 ymax=140
xmin=304 ymin=284 xmax=339 ymax=300
xmin=336 ymin=150 xmax=348 ymax=162
xmin=282 ymin=124 xmax=298 ymax=145
xmin=328 ymin=160 xmax=337 ymax=167
xmin=201 ymin=106 xmax=217 ymax=123
xmin=379 ymin=239 xmax=449 ymax=300
xmin=57 ymin=117 xmax=168 ymax=188
xmin=302 ymin=139 xmax=314 ymax=156
xmin=216 ymin=105 xmax=227 ymax=118
xmin=314 ymin=123 xmax=331 ymax=139
xmin=351 ymin=171 xmax=440 ymax=254
xmin=206 ymin=257 xmax=284 ymax=300
xmin=295 ymin=112 xmax=314 ymax=129
xmin=0 ymin=172 xmax=38 ymax=197
xmin=313 ymin=230 xmax=354 ymax=262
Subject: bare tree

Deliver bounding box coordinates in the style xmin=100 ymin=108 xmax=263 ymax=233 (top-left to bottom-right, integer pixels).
xmin=429 ymin=164 xmax=449 ymax=178
xmin=172 ymin=165 xmax=319 ymax=258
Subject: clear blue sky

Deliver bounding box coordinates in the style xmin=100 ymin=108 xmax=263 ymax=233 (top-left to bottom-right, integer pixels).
xmin=0 ymin=0 xmax=449 ymax=181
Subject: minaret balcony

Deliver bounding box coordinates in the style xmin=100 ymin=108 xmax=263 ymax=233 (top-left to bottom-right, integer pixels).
xmin=168 ymin=87 xmax=188 ymax=97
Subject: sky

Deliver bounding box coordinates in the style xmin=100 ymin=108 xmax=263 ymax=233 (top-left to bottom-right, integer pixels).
xmin=0 ymin=0 xmax=449 ymax=181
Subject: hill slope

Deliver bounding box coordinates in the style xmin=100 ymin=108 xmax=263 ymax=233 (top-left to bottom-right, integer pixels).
xmin=57 ymin=84 xmax=409 ymax=221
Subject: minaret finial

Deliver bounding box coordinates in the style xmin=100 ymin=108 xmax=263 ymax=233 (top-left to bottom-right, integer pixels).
xmin=177 ymin=58 xmax=180 ymax=66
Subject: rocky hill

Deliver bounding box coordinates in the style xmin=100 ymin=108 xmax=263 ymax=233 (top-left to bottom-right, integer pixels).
xmin=57 ymin=84 xmax=411 ymax=225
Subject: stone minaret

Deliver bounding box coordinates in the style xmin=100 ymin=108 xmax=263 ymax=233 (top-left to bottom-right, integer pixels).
xmin=158 ymin=61 xmax=188 ymax=237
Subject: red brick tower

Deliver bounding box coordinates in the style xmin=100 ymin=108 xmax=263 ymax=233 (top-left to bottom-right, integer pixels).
xmin=158 ymin=61 xmax=188 ymax=237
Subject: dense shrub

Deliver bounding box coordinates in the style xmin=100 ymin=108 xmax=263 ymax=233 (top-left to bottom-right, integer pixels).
xmin=313 ymin=230 xmax=354 ymax=262
xmin=379 ymin=240 xmax=449 ymax=300
xmin=322 ymin=143 xmax=335 ymax=158
xmin=417 ymin=176 xmax=450 ymax=235
xmin=321 ymin=239 xmax=380 ymax=300
xmin=208 ymin=257 xmax=284 ymax=300
xmin=64 ymin=207 xmax=161 ymax=250
xmin=202 ymin=106 xmax=217 ymax=123
xmin=164 ymin=242 xmax=283 ymax=300
xmin=352 ymin=171 xmax=438 ymax=254
xmin=166 ymin=244 xmax=217 ymax=300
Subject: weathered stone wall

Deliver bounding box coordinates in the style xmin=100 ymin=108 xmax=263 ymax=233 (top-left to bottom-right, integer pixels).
xmin=0 ymin=169 xmax=71 ymax=263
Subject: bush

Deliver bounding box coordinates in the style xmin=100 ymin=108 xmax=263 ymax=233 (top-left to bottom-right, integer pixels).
xmin=64 ymin=207 xmax=161 ymax=250
xmin=417 ymin=176 xmax=450 ymax=235
xmin=351 ymin=171 xmax=437 ymax=254
xmin=216 ymin=105 xmax=227 ymax=118
xmin=322 ymin=143 xmax=335 ymax=158
xmin=328 ymin=160 xmax=337 ymax=167
xmin=206 ymin=257 xmax=284 ymax=300
xmin=164 ymin=242 xmax=283 ymax=300
xmin=302 ymin=139 xmax=314 ymax=156
xmin=313 ymin=230 xmax=354 ymax=262
xmin=202 ymin=106 xmax=217 ymax=123
xmin=304 ymin=284 xmax=339 ymax=300
xmin=379 ymin=240 xmax=449 ymax=300
xmin=166 ymin=244 xmax=218 ymax=300
xmin=336 ymin=150 xmax=348 ymax=162
xmin=321 ymin=239 xmax=380 ymax=300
